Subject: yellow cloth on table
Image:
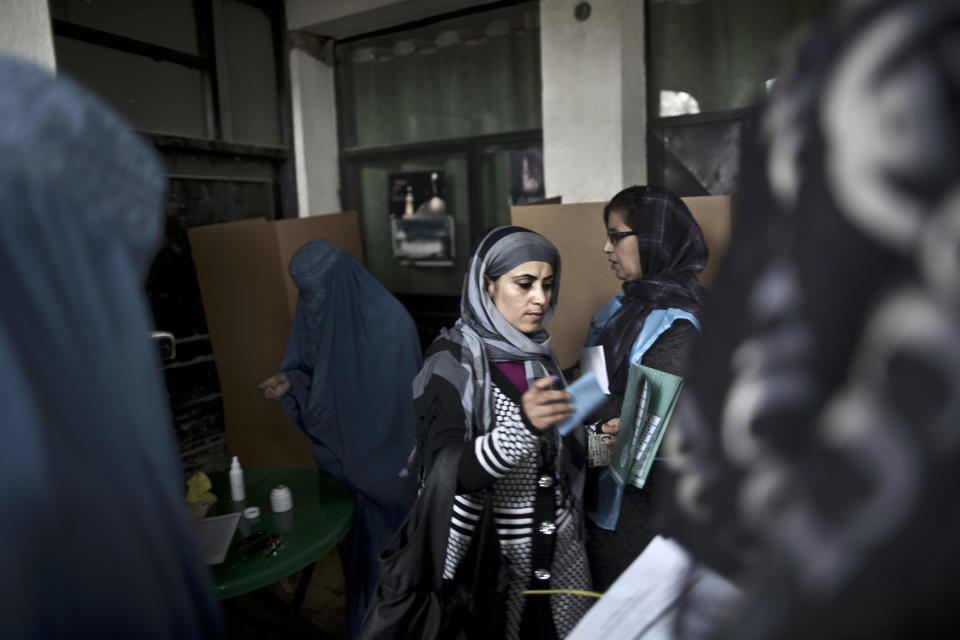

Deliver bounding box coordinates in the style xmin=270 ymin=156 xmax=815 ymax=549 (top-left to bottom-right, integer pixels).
xmin=186 ymin=472 xmax=217 ymax=518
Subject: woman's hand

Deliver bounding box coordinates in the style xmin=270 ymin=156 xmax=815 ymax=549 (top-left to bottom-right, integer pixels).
xmin=522 ymin=376 xmax=574 ymax=432
xmin=257 ymin=373 xmax=290 ymax=401
xmin=600 ymin=417 xmax=619 ymax=450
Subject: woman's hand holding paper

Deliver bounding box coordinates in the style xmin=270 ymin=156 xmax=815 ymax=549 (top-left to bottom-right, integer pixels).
xmin=522 ymin=376 xmax=574 ymax=431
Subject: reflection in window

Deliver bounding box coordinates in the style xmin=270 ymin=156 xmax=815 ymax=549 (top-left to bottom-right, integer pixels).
xmin=351 ymin=154 xmax=470 ymax=296
xmin=649 ymin=0 xmax=833 ymax=114
xmin=660 ymin=90 xmax=701 ymax=117
xmin=648 ymin=0 xmax=833 ymax=196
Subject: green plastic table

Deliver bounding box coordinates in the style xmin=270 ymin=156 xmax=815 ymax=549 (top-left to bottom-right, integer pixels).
xmin=206 ymin=467 xmax=354 ymax=602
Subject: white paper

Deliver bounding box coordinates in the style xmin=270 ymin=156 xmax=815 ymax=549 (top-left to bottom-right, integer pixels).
xmin=567 ymin=536 xmax=742 ymax=640
xmin=194 ymin=512 xmax=241 ymax=565
xmin=580 ymin=345 xmax=610 ymax=394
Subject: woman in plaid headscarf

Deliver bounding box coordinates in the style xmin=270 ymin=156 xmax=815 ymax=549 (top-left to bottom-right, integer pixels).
xmin=583 ymin=185 xmax=709 ymax=591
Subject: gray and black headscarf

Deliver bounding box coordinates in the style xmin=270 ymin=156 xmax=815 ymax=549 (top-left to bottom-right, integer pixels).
xmin=414 ymin=226 xmax=563 ymax=440
xmin=461 ymin=225 xmax=561 ymax=362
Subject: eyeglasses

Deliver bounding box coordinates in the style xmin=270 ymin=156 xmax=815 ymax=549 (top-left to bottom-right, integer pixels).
xmin=607 ymin=230 xmax=639 ymax=245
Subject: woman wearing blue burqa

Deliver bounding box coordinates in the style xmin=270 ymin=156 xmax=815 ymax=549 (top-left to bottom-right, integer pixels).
xmin=259 ymin=239 xmax=421 ymax=636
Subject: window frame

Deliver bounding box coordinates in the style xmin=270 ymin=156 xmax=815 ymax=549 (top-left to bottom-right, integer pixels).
xmin=333 ymin=0 xmax=543 ymax=263
xmin=51 ymin=0 xmax=297 ymax=218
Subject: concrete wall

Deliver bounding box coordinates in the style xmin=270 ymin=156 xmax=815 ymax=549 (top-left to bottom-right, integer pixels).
xmin=0 ymin=0 xmax=56 ymax=70
xmin=289 ymin=47 xmax=342 ymax=216
xmin=540 ymin=0 xmax=645 ymax=203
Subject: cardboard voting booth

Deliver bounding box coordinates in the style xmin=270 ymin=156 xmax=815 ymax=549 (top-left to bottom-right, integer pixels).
xmin=188 ymin=212 xmax=363 ymax=469
xmin=511 ymin=195 xmax=732 ymax=369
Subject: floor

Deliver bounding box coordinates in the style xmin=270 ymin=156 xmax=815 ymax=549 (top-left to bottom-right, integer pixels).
xmin=220 ymin=547 xmax=350 ymax=640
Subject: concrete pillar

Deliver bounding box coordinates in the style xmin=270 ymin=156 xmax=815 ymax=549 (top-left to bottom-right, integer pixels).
xmin=289 ymin=44 xmax=342 ymax=216
xmin=0 ymin=0 xmax=56 ymax=70
xmin=540 ymin=0 xmax=646 ymax=203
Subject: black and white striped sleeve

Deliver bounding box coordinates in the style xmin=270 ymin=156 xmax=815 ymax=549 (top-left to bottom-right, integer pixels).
xmin=457 ymin=385 xmax=540 ymax=492
xmin=417 ymin=373 xmax=540 ymax=493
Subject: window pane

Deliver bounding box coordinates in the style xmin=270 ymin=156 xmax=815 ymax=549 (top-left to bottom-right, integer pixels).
xmin=222 ymin=0 xmax=281 ymax=146
xmin=481 ymin=143 xmax=545 ymax=231
xmin=649 ymin=119 xmax=743 ymax=196
xmin=55 ymin=36 xmax=206 ymax=137
xmin=348 ymin=154 xmax=470 ymax=296
xmin=337 ymin=2 xmax=541 ymax=149
xmin=50 ymin=0 xmax=198 ymax=54
xmin=649 ymin=0 xmax=834 ymax=115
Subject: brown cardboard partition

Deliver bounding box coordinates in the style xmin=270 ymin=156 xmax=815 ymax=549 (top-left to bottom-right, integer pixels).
xmin=511 ymin=202 xmax=620 ymax=369
xmin=188 ymin=211 xmax=363 ymax=469
xmin=511 ymin=196 xmax=732 ymax=369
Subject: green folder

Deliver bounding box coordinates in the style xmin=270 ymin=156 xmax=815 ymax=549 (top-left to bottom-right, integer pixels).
xmin=609 ymin=363 xmax=684 ymax=489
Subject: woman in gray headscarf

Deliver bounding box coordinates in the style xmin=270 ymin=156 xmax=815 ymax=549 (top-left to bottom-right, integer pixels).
xmin=413 ymin=226 xmax=592 ymax=640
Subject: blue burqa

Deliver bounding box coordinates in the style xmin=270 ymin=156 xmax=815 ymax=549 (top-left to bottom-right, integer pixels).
xmin=279 ymin=240 xmax=420 ymax=637
xmin=0 ymin=58 xmax=221 ymax=637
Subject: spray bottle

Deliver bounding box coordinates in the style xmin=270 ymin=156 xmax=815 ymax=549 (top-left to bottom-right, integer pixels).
xmin=229 ymin=456 xmax=245 ymax=502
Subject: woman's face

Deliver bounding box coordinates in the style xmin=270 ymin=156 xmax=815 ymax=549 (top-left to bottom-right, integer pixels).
xmin=603 ymin=208 xmax=643 ymax=281
xmin=485 ymin=261 xmax=555 ymax=334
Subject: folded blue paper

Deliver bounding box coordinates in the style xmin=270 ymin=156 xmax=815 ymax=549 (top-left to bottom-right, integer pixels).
xmin=556 ymin=371 xmax=606 ymax=436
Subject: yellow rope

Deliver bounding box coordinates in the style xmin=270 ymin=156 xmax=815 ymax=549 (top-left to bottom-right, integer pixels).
xmin=522 ymin=589 xmax=603 ymax=599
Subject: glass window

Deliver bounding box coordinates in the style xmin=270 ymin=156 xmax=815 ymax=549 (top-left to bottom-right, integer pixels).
xmin=647 ymin=0 xmax=834 ymax=195
xmin=222 ymin=0 xmax=281 ymax=146
xmin=337 ymin=2 xmax=541 ymax=149
xmin=347 ymin=154 xmax=470 ymax=296
xmin=649 ymin=119 xmax=743 ymax=196
xmin=55 ymin=36 xmax=207 ymax=137
xmin=50 ymin=0 xmax=199 ymax=54
xmin=481 ymin=143 xmax=545 ymax=231
xmin=648 ymin=0 xmax=834 ymax=116
xmin=337 ymin=2 xmax=545 ymax=297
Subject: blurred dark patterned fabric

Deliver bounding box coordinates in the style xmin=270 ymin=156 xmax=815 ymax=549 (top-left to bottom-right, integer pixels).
xmin=663 ymin=1 xmax=960 ymax=636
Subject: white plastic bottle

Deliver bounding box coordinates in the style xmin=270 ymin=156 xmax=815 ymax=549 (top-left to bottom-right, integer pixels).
xmin=229 ymin=456 xmax=245 ymax=502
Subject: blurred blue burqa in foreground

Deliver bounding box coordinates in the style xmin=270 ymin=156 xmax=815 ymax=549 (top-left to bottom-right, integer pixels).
xmin=279 ymin=239 xmax=420 ymax=636
xmin=0 ymin=58 xmax=221 ymax=638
